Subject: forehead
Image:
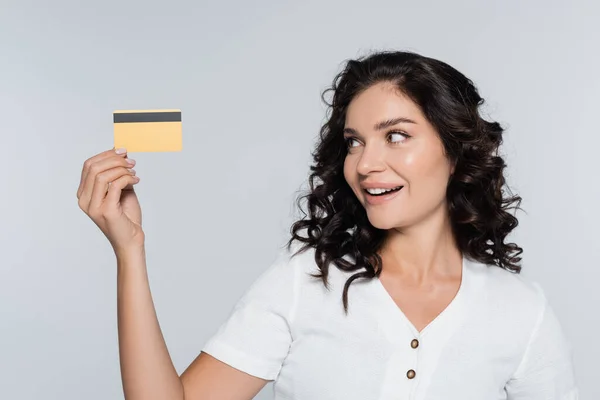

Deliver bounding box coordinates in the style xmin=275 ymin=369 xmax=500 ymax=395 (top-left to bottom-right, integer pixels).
xmin=345 ymin=82 xmax=423 ymax=127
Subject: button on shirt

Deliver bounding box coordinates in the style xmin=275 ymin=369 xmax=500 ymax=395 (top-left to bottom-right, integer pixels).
xmin=202 ymin=244 xmax=578 ymax=399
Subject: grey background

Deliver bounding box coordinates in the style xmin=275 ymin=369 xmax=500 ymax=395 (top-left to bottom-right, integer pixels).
xmin=1 ymin=0 xmax=598 ymax=399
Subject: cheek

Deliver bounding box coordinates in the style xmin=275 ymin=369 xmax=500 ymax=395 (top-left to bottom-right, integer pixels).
xmin=343 ymin=158 xmax=350 ymax=182
xmin=389 ymin=150 xmax=418 ymax=178
xmin=343 ymin=157 xmax=364 ymax=199
xmin=396 ymin=149 xmax=451 ymax=192
xmin=343 ymin=157 xmax=356 ymax=183
xmin=342 ymin=161 xmax=353 ymax=193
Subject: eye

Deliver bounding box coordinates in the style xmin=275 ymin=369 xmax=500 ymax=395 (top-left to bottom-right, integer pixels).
xmin=345 ymin=137 xmax=360 ymax=149
xmin=388 ymin=131 xmax=410 ymax=143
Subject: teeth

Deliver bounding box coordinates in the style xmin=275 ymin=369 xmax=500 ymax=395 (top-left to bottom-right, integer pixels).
xmin=366 ymin=186 xmax=402 ymax=195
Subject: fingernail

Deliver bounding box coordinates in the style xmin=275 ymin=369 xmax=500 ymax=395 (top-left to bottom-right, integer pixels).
xmin=115 ymin=148 xmax=127 ymax=154
xmin=126 ymin=158 xmax=135 ymax=165
xmin=128 ymin=168 xmax=136 ymax=174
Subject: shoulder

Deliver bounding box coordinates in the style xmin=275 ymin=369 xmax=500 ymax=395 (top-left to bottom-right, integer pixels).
xmin=236 ymin=241 xmax=319 ymax=309
xmin=201 ymin=242 xmax=319 ymax=381
xmin=465 ymin=257 xmax=549 ymax=326
xmin=464 ymin=257 xmax=576 ymax=378
xmin=470 ymin=260 xmax=579 ymax=395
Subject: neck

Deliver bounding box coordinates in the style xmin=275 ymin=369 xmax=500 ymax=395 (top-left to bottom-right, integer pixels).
xmin=379 ymin=208 xmax=462 ymax=283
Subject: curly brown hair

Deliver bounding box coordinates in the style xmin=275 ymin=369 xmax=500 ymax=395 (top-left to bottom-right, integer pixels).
xmin=286 ymin=50 xmax=524 ymax=314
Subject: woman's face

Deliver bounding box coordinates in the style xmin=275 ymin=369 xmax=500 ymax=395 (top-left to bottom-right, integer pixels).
xmin=343 ymin=81 xmax=455 ymax=230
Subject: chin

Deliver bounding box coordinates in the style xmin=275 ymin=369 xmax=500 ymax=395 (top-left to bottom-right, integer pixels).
xmin=365 ymin=213 xmax=404 ymax=230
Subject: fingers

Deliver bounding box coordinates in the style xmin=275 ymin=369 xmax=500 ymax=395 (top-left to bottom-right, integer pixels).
xmin=88 ymin=166 xmax=137 ymax=215
xmin=78 ymin=149 xmax=136 ymax=213
xmin=78 ymin=148 xmax=128 ymax=199
xmin=104 ymin=174 xmax=141 ymax=212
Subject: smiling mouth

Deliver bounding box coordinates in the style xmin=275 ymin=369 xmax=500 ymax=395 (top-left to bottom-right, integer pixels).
xmin=364 ymin=186 xmax=404 ymax=196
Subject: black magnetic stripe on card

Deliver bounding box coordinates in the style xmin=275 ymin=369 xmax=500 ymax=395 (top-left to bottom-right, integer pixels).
xmin=114 ymin=111 xmax=182 ymax=123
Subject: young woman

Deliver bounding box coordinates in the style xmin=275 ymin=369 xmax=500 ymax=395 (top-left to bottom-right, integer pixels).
xmin=77 ymin=50 xmax=578 ymax=399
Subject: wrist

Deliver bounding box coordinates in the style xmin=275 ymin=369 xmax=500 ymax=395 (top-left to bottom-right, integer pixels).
xmin=114 ymin=244 xmax=146 ymax=265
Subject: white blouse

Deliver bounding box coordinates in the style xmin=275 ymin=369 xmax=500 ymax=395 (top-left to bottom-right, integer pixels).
xmin=202 ymin=244 xmax=578 ymax=399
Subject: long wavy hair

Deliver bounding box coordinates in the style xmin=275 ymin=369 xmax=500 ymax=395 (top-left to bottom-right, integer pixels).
xmin=286 ymin=50 xmax=524 ymax=313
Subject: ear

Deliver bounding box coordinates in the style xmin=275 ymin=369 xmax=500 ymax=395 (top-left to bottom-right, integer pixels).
xmin=449 ymin=159 xmax=457 ymax=176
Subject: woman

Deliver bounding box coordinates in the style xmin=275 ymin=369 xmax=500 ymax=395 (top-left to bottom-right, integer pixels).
xmin=77 ymin=51 xmax=578 ymax=399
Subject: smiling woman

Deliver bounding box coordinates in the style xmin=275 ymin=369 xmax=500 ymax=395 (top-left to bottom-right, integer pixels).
xmin=198 ymin=51 xmax=578 ymax=399
xmin=78 ymin=50 xmax=578 ymax=400
xmin=287 ymin=52 xmax=524 ymax=313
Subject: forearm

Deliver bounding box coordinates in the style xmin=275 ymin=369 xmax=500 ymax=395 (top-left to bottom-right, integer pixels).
xmin=116 ymin=247 xmax=184 ymax=400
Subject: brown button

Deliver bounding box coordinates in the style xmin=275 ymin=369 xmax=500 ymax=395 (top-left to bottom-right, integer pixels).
xmin=407 ymin=369 xmax=416 ymax=379
xmin=411 ymin=339 xmax=419 ymax=349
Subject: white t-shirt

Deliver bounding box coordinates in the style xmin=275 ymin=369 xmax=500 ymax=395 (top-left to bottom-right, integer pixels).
xmin=202 ymin=244 xmax=578 ymax=399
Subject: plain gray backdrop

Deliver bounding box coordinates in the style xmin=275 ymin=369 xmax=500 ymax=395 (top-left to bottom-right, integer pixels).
xmin=1 ymin=0 xmax=598 ymax=399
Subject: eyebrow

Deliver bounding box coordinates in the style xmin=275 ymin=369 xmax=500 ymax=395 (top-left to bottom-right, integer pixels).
xmin=343 ymin=117 xmax=417 ymax=136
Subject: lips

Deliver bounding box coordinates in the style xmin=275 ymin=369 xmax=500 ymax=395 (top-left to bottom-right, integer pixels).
xmin=361 ymin=181 xmax=406 ymax=190
xmin=364 ymin=186 xmax=404 ymax=196
xmin=363 ymin=185 xmax=404 ymax=206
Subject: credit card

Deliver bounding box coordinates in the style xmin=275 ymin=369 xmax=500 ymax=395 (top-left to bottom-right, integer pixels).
xmin=113 ymin=109 xmax=182 ymax=152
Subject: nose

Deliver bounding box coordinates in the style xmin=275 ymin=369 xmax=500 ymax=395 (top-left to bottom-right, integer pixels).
xmin=356 ymin=143 xmax=386 ymax=176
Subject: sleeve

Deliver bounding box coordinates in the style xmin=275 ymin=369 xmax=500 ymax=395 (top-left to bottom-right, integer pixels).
xmin=505 ymin=285 xmax=579 ymax=399
xmin=201 ymin=247 xmax=300 ymax=381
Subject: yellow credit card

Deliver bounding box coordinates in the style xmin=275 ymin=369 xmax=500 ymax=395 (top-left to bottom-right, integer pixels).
xmin=113 ymin=109 xmax=182 ymax=152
